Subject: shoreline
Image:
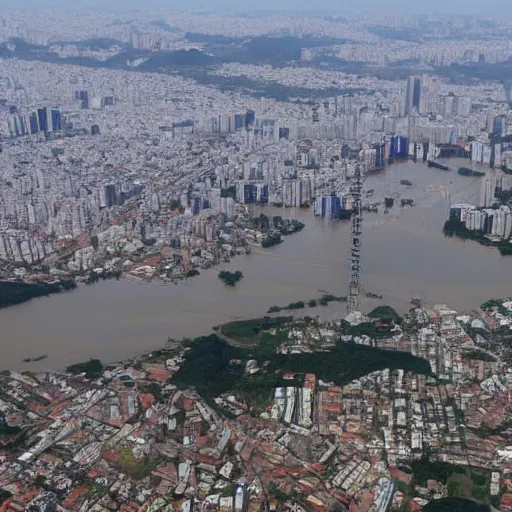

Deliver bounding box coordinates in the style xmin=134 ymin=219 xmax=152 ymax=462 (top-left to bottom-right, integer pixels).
xmin=0 ymin=215 xmax=306 ymax=310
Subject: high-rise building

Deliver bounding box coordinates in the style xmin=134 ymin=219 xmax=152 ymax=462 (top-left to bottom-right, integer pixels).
xmin=454 ymin=96 xmax=471 ymax=117
xmin=443 ymin=94 xmax=455 ymax=116
xmin=12 ymin=117 xmax=19 ymax=136
xmin=282 ymin=177 xmax=311 ymax=207
xmin=243 ymin=184 xmax=258 ymax=204
xmin=18 ymin=115 xmax=27 ymax=135
xmin=480 ymin=178 xmax=495 ymax=207
xmin=493 ymin=115 xmax=506 ymax=137
xmin=245 ymin=110 xmax=255 ymax=128
xmin=314 ymin=195 xmax=342 ymax=219
xmin=104 ymin=184 xmax=117 ymax=208
xmin=37 ymin=107 xmax=48 ymax=132
xmin=256 ymin=184 xmax=268 ymax=203
xmin=29 ymin=113 xmax=39 ymax=134
xmin=404 ymin=76 xmax=421 ymax=116
xmin=50 ymin=108 xmax=62 ymax=131
xmin=234 ymin=114 xmax=245 ymax=130
xmin=390 ymin=136 xmax=409 ymax=159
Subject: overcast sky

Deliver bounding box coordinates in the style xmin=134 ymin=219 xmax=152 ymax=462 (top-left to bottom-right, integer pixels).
xmin=0 ymin=0 xmax=511 ymax=16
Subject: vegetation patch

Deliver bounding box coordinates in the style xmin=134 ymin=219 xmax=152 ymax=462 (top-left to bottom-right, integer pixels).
xmin=253 ymin=214 xmax=305 ymax=248
xmin=66 ymin=359 xmax=104 ymax=379
xmin=368 ymin=305 xmax=401 ymax=324
xmin=172 ymin=327 xmax=431 ymax=408
xmin=366 ymin=292 xmax=383 ymax=299
xmin=481 ymin=298 xmax=511 ymax=317
xmin=0 ymin=280 xmax=77 ymax=309
xmin=461 ymin=349 xmax=496 ymax=362
xmin=0 ymin=416 xmax=21 ymax=436
xmin=115 ymin=447 xmax=161 ymax=481
xmin=421 ymin=498 xmax=490 ymax=512
xmin=268 ymin=294 xmax=346 ymax=313
xmin=22 ymin=355 xmax=48 ymax=363
xmin=218 ymin=270 xmax=243 ymax=286
xmin=412 ymin=458 xmax=495 ymax=509
xmin=411 ymin=458 xmax=466 ymax=486
xmin=218 ymin=316 xmax=293 ymax=343
xmin=262 ymin=233 xmax=282 ymax=248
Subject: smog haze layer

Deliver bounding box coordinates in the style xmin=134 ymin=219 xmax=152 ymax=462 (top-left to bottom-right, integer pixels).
xmin=0 ymin=0 xmax=511 ymax=15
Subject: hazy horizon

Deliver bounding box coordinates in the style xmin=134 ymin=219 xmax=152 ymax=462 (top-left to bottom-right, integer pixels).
xmin=0 ymin=0 xmax=511 ymax=17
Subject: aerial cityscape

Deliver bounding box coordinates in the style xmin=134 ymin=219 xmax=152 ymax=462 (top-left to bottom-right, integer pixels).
xmin=1 ymin=3 xmax=512 ymax=512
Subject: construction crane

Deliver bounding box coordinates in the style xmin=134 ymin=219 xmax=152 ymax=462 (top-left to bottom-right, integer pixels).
xmin=348 ymin=163 xmax=363 ymax=314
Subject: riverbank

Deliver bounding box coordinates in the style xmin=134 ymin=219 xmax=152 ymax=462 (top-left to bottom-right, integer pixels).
xmin=1 ymin=160 xmax=512 ymax=372
xmin=0 ymin=213 xmax=306 ymax=309
xmin=443 ymin=219 xmax=512 ymax=256
xmin=0 ymin=279 xmax=77 ymax=309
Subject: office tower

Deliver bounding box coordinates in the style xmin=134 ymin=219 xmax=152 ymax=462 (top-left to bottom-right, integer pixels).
xmin=50 ymin=108 xmax=62 ymax=131
xmin=493 ymin=116 xmax=506 ymax=137
xmin=374 ymin=144 xmax=385 ymax=168
xmin=314 ymin=195 xmax=342 ymax=219
xmin=404 ymin=76 xmax=421 ymax=116
xmin=192 ymin=197 xmax=201 ymax=215
xmin=73 ymin=90 xmax=89 ymax=109
xmin=29 ymin=113 xmax=39 ymax=134
xmin=234 ymin=114 xmax=245 ymax=130
xmin=37 ymin=107 xmax=48 ymax=132
xmin=104 ymin=184 xmax=117 ymax=208
xmin=256 ymin=184 xmax=268 ymax=203
xmin=390 ymin=136 xmax=408 ymax=159
xmin=245 ymin=110 xmax=255 ymax=128
xmin=278 ymin=127 xmax=290 ymax=139
xmin=18 ymin=115 xmax=27 ymax=135
xmin=102 ymin=96 xmax=114 ymax=107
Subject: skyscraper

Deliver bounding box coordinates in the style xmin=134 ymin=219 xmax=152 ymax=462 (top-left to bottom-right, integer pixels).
xmin=50 ymin=108 xmax=62 ymax=131
xmin=404 ymin=76 xmax=421 ymax=116
xmin=18 ymin=115 xmax=27 ymax=135
xmin=480 ymin=178 xmax=495 ymax=208
xmin=29 ymin=113 xmax=39 ymax=134
xmin=245 ymin=110 xmax=255 ymax=128
xmin=493 ymin=116 xmax=506 ymax=137
xmin=37 ymin=107 xmax=48 ymax=132
xmin=104 ymin=184 xmax=117 ymax=208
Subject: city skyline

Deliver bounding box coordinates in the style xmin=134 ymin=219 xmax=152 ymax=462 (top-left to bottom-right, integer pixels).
xmin=1 ymin=7 xmax=512 ymax=512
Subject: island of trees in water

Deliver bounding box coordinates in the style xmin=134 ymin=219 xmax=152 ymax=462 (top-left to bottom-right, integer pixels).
xmin=268 ymin=294 xmax=347 ymax=313
xmin=218 ymin=270 xmax=244 ymax=286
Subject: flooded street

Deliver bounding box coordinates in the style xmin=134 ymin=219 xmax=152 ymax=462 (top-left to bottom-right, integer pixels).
xmin=1 ymin=160 xmax=511 ymax=371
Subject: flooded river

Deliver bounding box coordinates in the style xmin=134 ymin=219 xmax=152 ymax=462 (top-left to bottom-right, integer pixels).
xmin=1 ymin=160 xmax=511 ymax=371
